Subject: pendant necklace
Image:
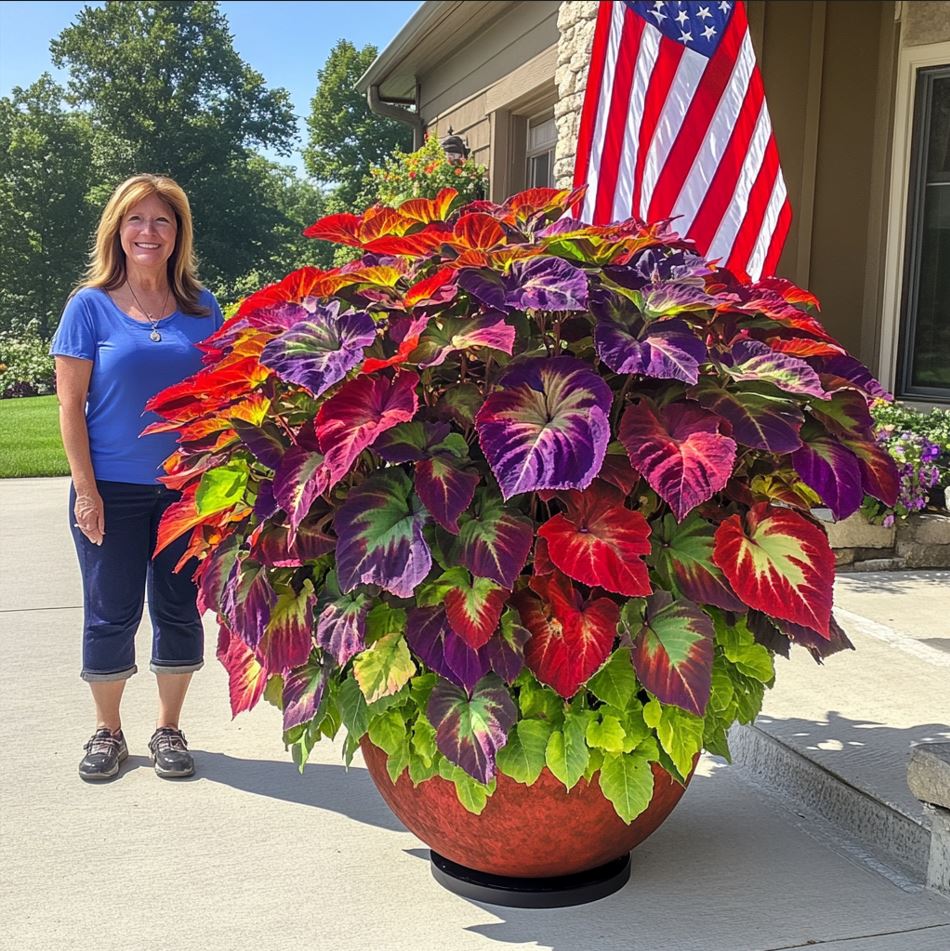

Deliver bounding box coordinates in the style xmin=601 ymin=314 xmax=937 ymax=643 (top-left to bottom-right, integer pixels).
xmin=127 ymin=280 xmax=171 ymax=342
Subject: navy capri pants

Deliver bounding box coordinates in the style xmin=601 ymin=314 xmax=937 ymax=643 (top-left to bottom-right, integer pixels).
xmin=69 ymin=480 xmax=204 ymax=682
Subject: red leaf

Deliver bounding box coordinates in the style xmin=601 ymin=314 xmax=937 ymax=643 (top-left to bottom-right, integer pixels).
xmin=537 ymin=484 xmax=652 ymax=596
xmin=397 ymin=188 xmax=458 ymax=224
xmin=514 ymin=571 xmax=618 ymax=699
xmin=452 ymin=212 xmax=507 ymax=250
xmin=315 ymin=371 xmax=419 ymax=485
xmin=713 ymin=503 xmax=835 ymax=637
xmin=303 ymin=212 xmax=363 ymax=244
xmin=403 ymin=267 xmax=458 ymax=309
xmin=217 ymin=624 xmax=269 ymax=717
xmin=362 ymin=224 xmax=452 ymax=257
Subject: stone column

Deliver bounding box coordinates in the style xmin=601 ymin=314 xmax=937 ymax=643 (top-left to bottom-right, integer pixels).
xmin=555 ymin=1 xmax=600 ymax=189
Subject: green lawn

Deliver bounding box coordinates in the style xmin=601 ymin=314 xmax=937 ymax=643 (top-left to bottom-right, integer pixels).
xmin=0 ymin=395 xmax=69 ymax=478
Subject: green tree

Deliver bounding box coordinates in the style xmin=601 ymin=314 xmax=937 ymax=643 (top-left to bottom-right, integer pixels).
xmin=304 ymin=40 xmax=413 ymax=213
xmin=50 ymin=0 xmax=299 ymax=291
xmin=0 ymin=75 xmax=96 ymax=337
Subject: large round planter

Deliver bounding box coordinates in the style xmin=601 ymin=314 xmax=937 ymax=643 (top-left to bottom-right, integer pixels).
xmin=361 ymin=738 xmax=694 ymax=902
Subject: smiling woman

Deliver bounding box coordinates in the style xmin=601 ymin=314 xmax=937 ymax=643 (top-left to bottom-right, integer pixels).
xmin=48 ymin=173 xmax=225 ymax=783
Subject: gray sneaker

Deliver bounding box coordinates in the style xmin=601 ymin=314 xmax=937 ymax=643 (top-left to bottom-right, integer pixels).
xmin=148 ymin=727 xmax=195 ymax=778
xmin=79 ymin=728 xmax=128 ymax=781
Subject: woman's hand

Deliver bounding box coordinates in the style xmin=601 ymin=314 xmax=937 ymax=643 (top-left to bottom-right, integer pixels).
xmin=74 ymin=489 xmax=105 ymax=545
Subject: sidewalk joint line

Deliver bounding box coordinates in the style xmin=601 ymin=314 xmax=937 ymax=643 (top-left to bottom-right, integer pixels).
xmin=835 ymin=607 xmax=950 ymax=668
xmin=760 ymin=922 xmax=950 ymax=950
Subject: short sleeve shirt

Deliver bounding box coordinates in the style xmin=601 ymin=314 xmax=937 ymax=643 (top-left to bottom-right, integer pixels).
xmin=50 ymin=287 xmax=225 ymax=484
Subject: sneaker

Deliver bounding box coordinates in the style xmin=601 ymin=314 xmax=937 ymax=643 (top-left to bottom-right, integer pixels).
xmin=79 ymin=728 xmax=128 ymax=781
xmin=148 ymin=726 xmax=195 ymax=778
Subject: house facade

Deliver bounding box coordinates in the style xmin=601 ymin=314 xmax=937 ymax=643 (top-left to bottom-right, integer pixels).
xmin=357 ymin=0 xmax=950 ymax=405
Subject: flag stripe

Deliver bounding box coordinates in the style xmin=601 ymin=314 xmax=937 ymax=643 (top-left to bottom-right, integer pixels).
xmin=573 ymin=1 xmax=790 ymax=281
xmin=646 ymin=5 xmax=748 ymax=223
xmin=630 ymin=27 xmax=681 ymax=218
xmin=594 ymin=12 xmax=646 ymax=222
xmin=687 ymin=68 xmax=765 ymax=250
xmin=572 ymin=1 xmax=616 ymax=208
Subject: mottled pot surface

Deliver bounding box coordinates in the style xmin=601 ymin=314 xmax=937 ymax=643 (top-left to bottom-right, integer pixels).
xmin=361 ymin=740 xmax=693 ymax=878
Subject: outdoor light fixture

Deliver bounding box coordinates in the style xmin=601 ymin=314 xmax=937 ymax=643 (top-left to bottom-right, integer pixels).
xmin=440 ymin=130 xmax=469 ymax=164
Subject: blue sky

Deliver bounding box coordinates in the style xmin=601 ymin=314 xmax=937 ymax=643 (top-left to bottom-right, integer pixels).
xmin=0 ymin=0 xmax=421 ymax=175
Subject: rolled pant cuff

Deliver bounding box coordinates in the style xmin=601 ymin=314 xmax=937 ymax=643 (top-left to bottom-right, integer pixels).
xmin=150 ymin=660 xmax=204 ymax=676
xmin=82 ymin=664 xmax=137 ymax=683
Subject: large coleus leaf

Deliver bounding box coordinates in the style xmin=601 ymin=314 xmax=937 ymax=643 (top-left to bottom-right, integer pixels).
xmin=507 ymin=256 xmax=590 ymax=311
xmin=405 ymin=606 xmax=491 ymax=693
xmin=619 ymin=399 xmax=736 ymax=522
xmin=809 ymin=388 xmax=874 ymax=438
xmin=713 ymin=503 xmax=835 ymax=637
xmin=453 ymin=489 xmax=533 ymax=588
xmin=231 ymin=419 xmax=288 ymax=471
xmin=361 ymin=313 xmax=431 ymax=374
xmin=443 ymin=572 xmax=510 ymax=649
xmin=819 ymin=355 xmax=891 ymax=401
xmin=427 ymin=673 xmax=517 ymax=784
xmin=272 ymin=446 xmax=331 ymax=536
xmin=333 ymin=468 xmax=431 ymax=598
xmin=592 ymin=290 xmax=706 ymax=382
xmin=413 ymin=314 xmax=516 ymax=368
xmin=249 ymin=515 xmax=335 ymax=567
xmin=690 ymin=378 xmax=804 ymax=453
xmin=257 ymin=581 xmax=315 ymax=673
xmin=196 ymin=532 xmax=241 ymax=615
xmin=537 ymin=483 xmax=652 ymax=596
xmin=514 ymin=571 xmax=619 ymax=699
xmin=352 ymin=631 xmax=416 ymax=703
xmin=476 ymin=357 xmax=612 ymax=499
xmin=415 ymin=455 xmax=480 ymax=534
xmin=722 ymin=339 xmax=828 ymax=399
xmin=650 ymin=513 xmax=744 ymax=612
xmin=222 ymin=558 xmax=278 ymax=651
xmin=484 ymin=609 xmax=531 ymax=684
xmin=839 ymin=433 xmax=899 ymax=507
xmin=259 ymin=302 xmax=376 ymax=398
xmin=631 ymin=591 xmax=714 ymax=717
xmin=282 ymin=657 xmax=328 ymax=731
xmin=315 ymin=371 xmax=419 ymax=486
xmin=791 ymin=424 xmax=864 ymax=520
xmin=315 ymin=573 xmax=371 ymax=667
xmin=217 ymin=624 xmax=268 ymax=717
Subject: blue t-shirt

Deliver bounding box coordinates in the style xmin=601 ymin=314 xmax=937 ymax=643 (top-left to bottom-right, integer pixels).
xmin=50 ymin=286 xmax=225 ymax=484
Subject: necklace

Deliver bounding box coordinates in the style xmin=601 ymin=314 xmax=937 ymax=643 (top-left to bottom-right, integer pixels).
xmin=126 ymin=280 xmax=171 ymax=342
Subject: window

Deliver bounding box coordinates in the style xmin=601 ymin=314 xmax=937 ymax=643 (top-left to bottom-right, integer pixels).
xmin=899 ymin=66 xmax=950 ymax=400
xmin=526 ymin=112 xmax=556 ymax=189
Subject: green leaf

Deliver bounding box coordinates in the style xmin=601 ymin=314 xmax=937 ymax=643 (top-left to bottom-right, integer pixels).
xmin=584 ymin=747 xmax=605 ymax=781
xmin=598 ymin=751 xmax=655 ymax=823
xmin=263 ymin=673 xmax=284 ymax=709
xmin=365 ymin=603 xmax=407 ymax=642
xmin=386 ymin=742 xmax=411 ymax=784
xmin=517 ymin=674 xmax=564 ymax=725
xmin=196 ymin=459 xmax=249 ymax=515
xmin=545 ymin=710 xmax=590 ymax=791
xmin=437 ymin=759 xmax=495 ymax=814
xmin=367 ymin=708 xmax=407 ymax=756
xmin=703 ymin=719 xmax=731 ymax=761
xmin=586 ymin=713 xmax=627 ymax=753
xmin=642 ymin=698 xmax=662 ymax=729
xmin=495 ymin=719 xmax=552 ymax=785
xmin=715 ymin=615 xmax=774 ymax=683
xmin=352 ymin=632 xmax=415 ymax=703
xmin=411 ymin=715 xmax=437 ymax=764
xmin=414 ymin=567 xmax=470 ymax=608
xmin=587 ymin=647 xmax=638 ymax=709
xmin=654 ymin=703 xmax=704 ymax=777
xmin=408 ymin=750 xmax=440 ymax=785
xmin=338 ymin=674 xmax=369 ymax=741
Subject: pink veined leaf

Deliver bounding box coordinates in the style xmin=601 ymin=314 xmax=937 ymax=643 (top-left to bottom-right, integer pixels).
xmin=316 ymin=371 xmax=419 ymax=486
xmin=216 ymin=624 xmax=269 ymax=717
xmin=619 ymin=398 xmax=736 ymax=522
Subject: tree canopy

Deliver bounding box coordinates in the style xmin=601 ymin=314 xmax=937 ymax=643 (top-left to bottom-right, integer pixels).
xmin=304 ymin=39 xmax=413 ymax=212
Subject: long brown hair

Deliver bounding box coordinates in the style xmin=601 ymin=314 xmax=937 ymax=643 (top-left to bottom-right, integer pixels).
xmin=75 ymin=174 xmax=209 ymax=315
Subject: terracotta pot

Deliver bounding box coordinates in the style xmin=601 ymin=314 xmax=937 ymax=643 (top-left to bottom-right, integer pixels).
xmin=360 ymin=739 xmax=694 ymax=879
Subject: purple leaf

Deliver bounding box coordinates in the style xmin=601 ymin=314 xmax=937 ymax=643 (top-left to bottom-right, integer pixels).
xmin=506 ymin=257 xmax=589 ymax=312
xmin=690 ymin=378 xmax=804 ymax=453
xmin=476 ymin=357 xmax=612 ymax=499
xmin=405 ymin=606 xmax=490 ymax=693
xmin=282 ymin=658 xmax=328 ymax=731
xmin=259 ymin=583 xmax=316 ymax=673
xmin=724 ymin=339 xmax=828 ymax=399
xmin=315 ymin=577 xmax=370 ymax=667
xmin=595 ymin=315 xmax=707 ymax=383
xmin=791 ymin=426 xmax=864 ymax=520
xmin=457 ymin=268 xmax=507 ymax=310
xmin=427 ymin=673 xmax=517 ymax=784
xmin=819 ymin=355 xmax=891 ymax=401
xmin=260 ymin=302 xmax=377 ymax=398
xmin=484 ymin=610 xmax=531 ymax=684
xmin=333 ymin=468 xmax=431 ymax=598
xmin=250 ymin=516 xmax=335 ymax=567
xmin=272 ymin=446 xmax=331 ymax=537
xmin=415 ymin=314 xmax=516 ymax=368
xmin=373 ymin=421 xmax=451 ymax=463
xmin=232 ymin=420 xmax=288 ymax=470
xmin=222 ymin=560 xmax=277 ymax=651
xmin=453 ymin=489 xmax=533 ymax=588
xmin=415 ymin=456 xmax=480 ymax=534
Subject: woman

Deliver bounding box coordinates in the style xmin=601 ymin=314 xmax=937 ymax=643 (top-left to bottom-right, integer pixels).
xmin=51 ymin=174 xmax=224 ymax=781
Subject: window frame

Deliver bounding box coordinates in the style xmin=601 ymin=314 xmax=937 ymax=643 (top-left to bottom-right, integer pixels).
xmin=524 ymin=110 xmax=557 ymax=190
xmin=896 ymin=65 xmax=950 ymax=401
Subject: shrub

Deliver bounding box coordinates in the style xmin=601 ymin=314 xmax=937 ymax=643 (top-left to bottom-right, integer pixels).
xmin=0 ymin=323 xmax=55 ymax=399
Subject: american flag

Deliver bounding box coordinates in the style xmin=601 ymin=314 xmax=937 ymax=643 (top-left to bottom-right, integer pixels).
xmin=572 ymin=0 xmax=791 ymax=281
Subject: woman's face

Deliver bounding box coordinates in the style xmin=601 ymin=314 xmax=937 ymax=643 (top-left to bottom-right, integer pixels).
xmin=119 ymin=193 xmax=178 ymax=275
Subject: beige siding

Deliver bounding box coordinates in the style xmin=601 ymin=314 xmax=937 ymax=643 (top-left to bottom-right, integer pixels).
xmin=902 ymin=0 xmax=950 ymax=46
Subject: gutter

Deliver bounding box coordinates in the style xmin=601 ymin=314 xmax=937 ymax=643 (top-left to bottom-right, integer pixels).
xmin=367 ymin=84 xmax=425 ymax=150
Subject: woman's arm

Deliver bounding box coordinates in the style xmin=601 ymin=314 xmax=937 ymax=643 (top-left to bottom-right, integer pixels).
xmin=55 ymin=356 xmax=104 ymax=545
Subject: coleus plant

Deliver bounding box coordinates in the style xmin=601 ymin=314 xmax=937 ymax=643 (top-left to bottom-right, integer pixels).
xmin=149 ymin=186 xmax=898 ymax=822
